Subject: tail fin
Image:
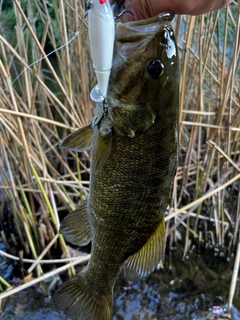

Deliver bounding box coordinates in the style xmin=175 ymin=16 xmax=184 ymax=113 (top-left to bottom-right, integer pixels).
xmin=52 ymin=273 xmax=112 ymax=320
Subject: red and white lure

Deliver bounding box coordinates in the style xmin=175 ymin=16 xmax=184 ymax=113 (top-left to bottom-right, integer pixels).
xmin=87 ymin=0 xmax=115 ymax=102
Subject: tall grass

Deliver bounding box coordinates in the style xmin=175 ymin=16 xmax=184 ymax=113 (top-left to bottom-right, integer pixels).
xmin=0 ymin=0 xmax=239 ymax=306
xmin=171 ymin=3 xmax=240 ymax=256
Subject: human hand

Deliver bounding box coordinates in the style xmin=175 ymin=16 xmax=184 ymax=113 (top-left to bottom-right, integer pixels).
xmin=113 ymin=0 xmax=233 ymax=21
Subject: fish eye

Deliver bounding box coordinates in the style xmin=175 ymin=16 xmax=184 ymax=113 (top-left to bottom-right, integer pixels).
xmin=147 ymin=60 xmax=164 ymax=79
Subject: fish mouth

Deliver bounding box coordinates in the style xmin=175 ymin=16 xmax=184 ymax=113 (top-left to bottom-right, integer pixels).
xmin=124 ymin=12 xmax=175 ymax=26
xmin=115 ymin=12 xmax=175 ymax=58
xmin=115 ymin=12 xmax=175 ymax=42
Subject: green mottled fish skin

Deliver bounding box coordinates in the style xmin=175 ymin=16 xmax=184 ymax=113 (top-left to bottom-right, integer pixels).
xmin=53 ymin=13 xmax=179 ymax=320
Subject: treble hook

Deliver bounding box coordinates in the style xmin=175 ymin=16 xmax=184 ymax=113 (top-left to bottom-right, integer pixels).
xmin=114 ymin=0 xmax=135 ymax=21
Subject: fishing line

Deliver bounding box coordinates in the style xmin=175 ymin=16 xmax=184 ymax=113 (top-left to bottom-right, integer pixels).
xmin=0 ymin=25 xmax=84 ymax=96
xmin=0 ymin=0 xmax=131 ymax=96
xmin=115 ymin=0 xmax=134 ymax=21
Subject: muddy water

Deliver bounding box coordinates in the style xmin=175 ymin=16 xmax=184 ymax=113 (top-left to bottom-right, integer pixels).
xmin=1 ymin=241 xmax=240 ymax=320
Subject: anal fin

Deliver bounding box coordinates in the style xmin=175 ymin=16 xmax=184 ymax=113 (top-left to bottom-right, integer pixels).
xmin=60 ymin=125 xmax=93 ymax=152
xmin=124 ymin=218 xmax=165 ymax=281
xmin=60 ymin=202 xmax=91 ymax=246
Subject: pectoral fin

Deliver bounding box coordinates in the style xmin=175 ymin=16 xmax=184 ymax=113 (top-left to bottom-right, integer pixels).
xmin=92 ymin=117 xmax=113 ymax=174
xmin=60 ymin=202 xmax=91 ymax=246
xmin=124 ymin=218 xmax=165 ymax=281
xmin=60 ymin=125 xmax=93 ymax=152
xmin=92 ymin=135 xmax=112 ymax=175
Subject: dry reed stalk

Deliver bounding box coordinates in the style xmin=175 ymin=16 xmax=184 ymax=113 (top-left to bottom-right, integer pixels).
xmin=0 ymin=249 xmax=89 ymax=264
xmin=174 ymin=3 xmax=239 ymax=254
xmin=0 ymin=0 xmax=92 ymax=281
xmin=228 ymin=239 xmax=240 ymax=309
xmin=0 ymin=255 xmax=91 ymax=301
xmin=172 ymin=4 xmax=240 ymax=301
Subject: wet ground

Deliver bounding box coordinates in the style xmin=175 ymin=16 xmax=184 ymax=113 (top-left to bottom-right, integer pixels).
xmin=1 ymin=282 xmax=239 ymax=320
xmin=1 ymin=239 xmax=240 ymax=320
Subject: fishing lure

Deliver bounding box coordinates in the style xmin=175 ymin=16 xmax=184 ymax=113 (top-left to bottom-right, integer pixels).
xmin=87 ymin=0 xmax=115 ymax=102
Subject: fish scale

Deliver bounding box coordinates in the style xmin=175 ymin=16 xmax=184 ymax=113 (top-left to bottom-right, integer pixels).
xmin=53 ymin=12 xmax=179 ymax=320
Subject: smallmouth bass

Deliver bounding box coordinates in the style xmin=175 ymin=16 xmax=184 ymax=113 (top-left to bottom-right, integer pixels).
xmin=53 ymin=12 xmax=179 ymax=320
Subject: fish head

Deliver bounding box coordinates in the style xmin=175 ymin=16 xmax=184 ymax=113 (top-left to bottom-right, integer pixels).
xmin=107 ymin=13 xmax=179 ymax=136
